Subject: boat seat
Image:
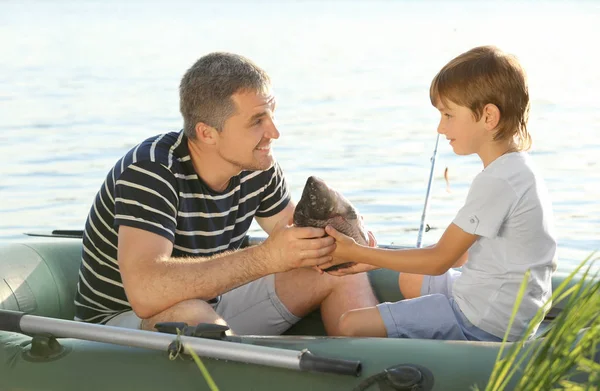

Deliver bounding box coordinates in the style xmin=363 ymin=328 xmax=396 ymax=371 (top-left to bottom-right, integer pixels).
xmin=0 ymin=240 xmax=82 ymax=320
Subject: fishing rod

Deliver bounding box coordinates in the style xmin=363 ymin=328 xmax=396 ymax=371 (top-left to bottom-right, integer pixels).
xmin=25 ymin=231 xmax=412 ymax=250
xmin=0 ymin=309 xmax=361 ymax=376
xmin=415 ymin=134 xmax=440 ymax=248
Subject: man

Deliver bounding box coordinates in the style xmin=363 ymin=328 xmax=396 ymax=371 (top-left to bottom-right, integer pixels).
xmin=74 ymin=52 xmax=378 ymax=335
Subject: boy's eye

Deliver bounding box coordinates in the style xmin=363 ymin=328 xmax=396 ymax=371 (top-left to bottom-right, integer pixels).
xmin=444 ymin=114 xmax=452 ymax=119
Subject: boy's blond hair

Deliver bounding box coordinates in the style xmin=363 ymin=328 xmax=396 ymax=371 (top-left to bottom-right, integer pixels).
xmin=430 ymin=46 xmax=531 ymax=151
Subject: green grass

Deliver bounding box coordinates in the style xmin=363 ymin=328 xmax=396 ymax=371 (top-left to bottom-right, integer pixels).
xmin=476 ymin=253 xmax=600 ymax=391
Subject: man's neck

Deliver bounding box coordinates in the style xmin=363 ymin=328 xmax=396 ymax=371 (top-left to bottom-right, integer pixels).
xmin=187 ymin=139 xmax=239 ymax=193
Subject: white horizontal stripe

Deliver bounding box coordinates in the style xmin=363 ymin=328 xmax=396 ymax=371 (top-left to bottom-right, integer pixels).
xmin=115 ymin=197 xmax=177 ymax=225
xmin=260 ymin=188 xmax=290 ymax=214
xmin=168 ymin=131 xmax=184 ymax=169
xmin=240 ymin=170 xmax=263 ymax=183
xmin=82 ymin=259 xmax=124 ymax=288
xmin=75 ymin=282 xmax=111 ymax=311
xmin=150 ymin=134 xmax=166 ymax=161
xmin=260 ymin=174 xmax=281 ymax=203
xmin=173 ymin=231 xmax=247 ymax=254
xmin=174 ymin=173 xmax=198 ymax=180
xmin=132 ymin=144 xmax=141 ymax=164
xmin=128 ymin=164 xmax=177 ymax=199
xmin=175 ymin=209 xmax=256 ymax=236
xmin=178 ymin=205 xmax=238 ymax=218
xmin=239 ymin=186 xmax=266 ymax=204
xmin=104 ymin=176 xmax=115 ymax=204
xmin=75 ymin=312 xmax=115 ymax=324
xmin=179 ymin=184 xmax=240 ymax=200
xmin=98 ymin=190 xmax=115 ymax=218
xmin=115 ymin=215 xmax=174 ymax=237
xmin=83 ymin=242 xmax=119 ymax=269
xmin=115 ymin=180 xmax=177 ymax=214
xmin=93 ymin=202 xmax=117 ymax=236
xmin=88 ymin=219 xmax=118 ymax=251
xmin=178 ymin=155 xmax=191 ymax=162
xmin=74 ymin=301 xmax=116 ymax=314
xmin=78 ymin=272 xmax=130 ymax=306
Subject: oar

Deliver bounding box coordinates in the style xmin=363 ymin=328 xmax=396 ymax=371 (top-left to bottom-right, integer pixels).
xmin=415 ymin=134 xmax=440 ymax=248
xmin=25 ymin=231 xmax=412 ymax=250
xmin=0 ymin=309 xmax=361 ymax=376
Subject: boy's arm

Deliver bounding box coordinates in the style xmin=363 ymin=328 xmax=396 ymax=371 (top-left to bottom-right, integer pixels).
xmin=322 ymin=223 xmax=476 ymax=276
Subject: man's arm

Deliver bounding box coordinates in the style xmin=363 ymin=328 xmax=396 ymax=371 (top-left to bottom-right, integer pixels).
xmin=118 ymin=226 xmax=271 ymax=319
xmin=119 ymin=204 xmax=334 ymax=319
xmin=255 ymin=201 xmax=295 ymax=235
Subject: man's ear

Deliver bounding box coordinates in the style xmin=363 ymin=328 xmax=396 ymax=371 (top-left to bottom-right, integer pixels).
xmin=194 ymin=122 xmax=218 ymax=145
xmin=483 ymin=103 xmax=501 ymax=131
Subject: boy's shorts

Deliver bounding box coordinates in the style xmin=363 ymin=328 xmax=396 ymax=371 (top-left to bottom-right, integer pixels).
xmin=376 ymin=269 xmax=502 ymax=341
xmin=104 ymin=274 xmax=301 ymax=335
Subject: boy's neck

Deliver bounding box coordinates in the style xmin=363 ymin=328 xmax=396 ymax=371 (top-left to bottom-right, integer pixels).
xmin=477 ymin=139 xmax=519 ymax=168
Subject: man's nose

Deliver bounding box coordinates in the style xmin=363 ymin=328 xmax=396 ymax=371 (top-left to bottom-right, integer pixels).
xmin=265 ymin=118 xmax=280 ymax=139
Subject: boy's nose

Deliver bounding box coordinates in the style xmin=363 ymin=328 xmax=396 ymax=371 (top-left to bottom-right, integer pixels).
xmin=437 ymin=121 xmax=446 ymax=135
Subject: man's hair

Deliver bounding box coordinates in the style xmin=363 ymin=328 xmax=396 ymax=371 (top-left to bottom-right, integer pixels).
xmin=430 ymin=46 xmax=531 ymax=150
xmin=179 ymin=52 xmax=271 ymax=138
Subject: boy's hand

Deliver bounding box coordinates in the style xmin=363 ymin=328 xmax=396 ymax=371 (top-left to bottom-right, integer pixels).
xmin=314 ymin=226 xmax=379 ymax=275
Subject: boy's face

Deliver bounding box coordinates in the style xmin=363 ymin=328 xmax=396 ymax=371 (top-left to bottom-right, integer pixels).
xmin=435 ymin=99 xmax=487 ymax=156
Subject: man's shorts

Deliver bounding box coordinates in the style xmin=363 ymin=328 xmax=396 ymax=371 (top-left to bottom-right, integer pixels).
xmin=376 ymin=269 xmax=502 ymax=341
xmin=105 ymin=274 xmax=301 ymax=335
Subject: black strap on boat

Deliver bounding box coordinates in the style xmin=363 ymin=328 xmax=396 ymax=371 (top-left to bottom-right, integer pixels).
xmin=351 ymin=364 xmax=434 ymax=391
xmin=0 ymin=309 xmax=25 ymax=333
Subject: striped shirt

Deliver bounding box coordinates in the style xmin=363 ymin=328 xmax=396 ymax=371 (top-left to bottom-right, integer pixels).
xmin=74 ymin=130 xmax=291 ymax=324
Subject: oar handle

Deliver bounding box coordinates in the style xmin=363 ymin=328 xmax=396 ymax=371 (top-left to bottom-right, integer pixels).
xmin=0 ymin=309 xmax=25 ymax=333
xmin=299 ymin=349 xmax=361 ymax=377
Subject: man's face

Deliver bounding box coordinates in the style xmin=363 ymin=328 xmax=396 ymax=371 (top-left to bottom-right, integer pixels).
xmin=216 ymin=90 xmax=279 ymax=171
xmin=435 ymin=99 xmax=487 ymax=156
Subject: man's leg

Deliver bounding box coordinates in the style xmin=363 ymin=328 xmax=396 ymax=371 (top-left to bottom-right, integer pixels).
xmin=140 ymin=299 xmax=226 ymax=331
xmin=275 ymin=268 xmax=378 ymax=336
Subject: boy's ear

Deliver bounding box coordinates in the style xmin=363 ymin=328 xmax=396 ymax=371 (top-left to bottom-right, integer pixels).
xmin=482 ymin=103 xmax=501 ymax=130
xmin=194 ymin=122 xmax=219 ymax=145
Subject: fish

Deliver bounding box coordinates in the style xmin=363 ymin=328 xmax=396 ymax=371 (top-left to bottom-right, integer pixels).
xmin=293 ymin=176 xmax=369 ymax=272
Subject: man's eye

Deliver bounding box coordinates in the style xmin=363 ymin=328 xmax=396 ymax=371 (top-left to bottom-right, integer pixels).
xmin=254 ymin=118 xmax=263 ymax=126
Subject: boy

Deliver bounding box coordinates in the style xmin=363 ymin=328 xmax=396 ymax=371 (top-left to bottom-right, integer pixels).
xmin=319 ymin=46 xmax=557 ymax=342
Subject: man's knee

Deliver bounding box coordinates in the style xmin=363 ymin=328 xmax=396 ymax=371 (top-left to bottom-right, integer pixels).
xmin=141 ymin=299 xmax=226 ymax=331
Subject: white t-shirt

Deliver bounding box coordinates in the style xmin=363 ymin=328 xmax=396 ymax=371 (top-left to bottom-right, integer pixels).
xmin=452 ymin=152 xmax=557 ymax=341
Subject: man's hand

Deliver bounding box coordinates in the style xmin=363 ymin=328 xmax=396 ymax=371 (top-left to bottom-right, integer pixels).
xmin=258 ymin=216 xmax=336 ymax=273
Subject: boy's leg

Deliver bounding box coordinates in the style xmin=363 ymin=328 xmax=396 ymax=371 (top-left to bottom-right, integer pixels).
xmin=399 ymin=268 xmax=462 ymax=299
xmin=338 ymin=307 xmax=387 ymax=337
xmin=398 ymin=273 xmax=424 ymax=299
